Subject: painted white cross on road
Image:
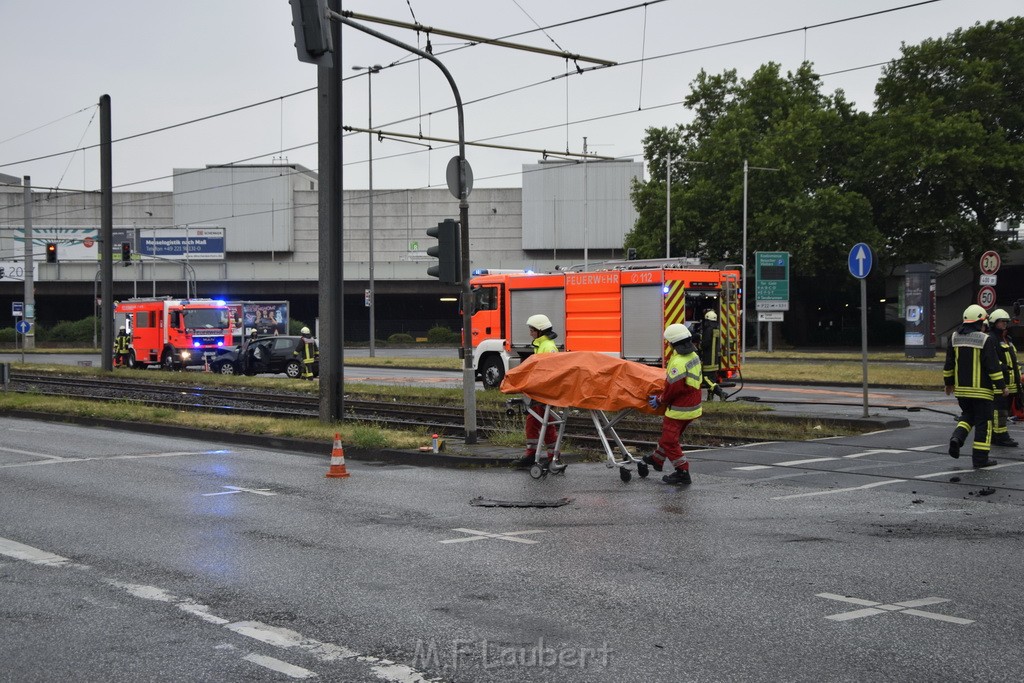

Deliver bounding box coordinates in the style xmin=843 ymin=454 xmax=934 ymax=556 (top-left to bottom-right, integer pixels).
xmin=202 ymin=486 xmax=277 ymax=497
xmin=817 ymin=593 xmax=974 ymax=624
xmin=440 ymin=528 xmax=546 ymax=544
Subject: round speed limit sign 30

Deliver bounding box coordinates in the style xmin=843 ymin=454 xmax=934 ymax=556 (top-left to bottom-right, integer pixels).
xmin=979 ymin=250 xmax=1001 ymax=275
xmin=977 ymin=286 xmax=996 ymax=309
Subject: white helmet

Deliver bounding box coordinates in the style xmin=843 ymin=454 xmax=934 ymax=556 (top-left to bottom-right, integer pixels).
xmin=989 ymin=309 xmax=1011 ymax=324
xmin=300 ymin=326 xmax=311 ymax=335
xmin=704 ymin=310 xmax=718 ymax=321
xmin=526 ymin=314 xmax=552 ymax=331
xmin=962 ymin=305 xmax=987 ymax=324
xmin=664 ymin=323 xmax=691 ymax=344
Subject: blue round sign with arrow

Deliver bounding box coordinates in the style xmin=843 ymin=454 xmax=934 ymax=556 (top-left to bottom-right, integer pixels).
xmin=848 ymin=243 xmax=873 ymax=279
xmin=15 ymin=320 xmax=31 ymax=335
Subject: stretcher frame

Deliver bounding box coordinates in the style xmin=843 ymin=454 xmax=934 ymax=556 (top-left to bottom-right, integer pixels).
xmin=524 ymin=401 xmax=651 ymax=482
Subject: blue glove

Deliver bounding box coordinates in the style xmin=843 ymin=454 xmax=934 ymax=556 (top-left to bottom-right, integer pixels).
xmin=648 ymin=395 xmax=660 ymax=409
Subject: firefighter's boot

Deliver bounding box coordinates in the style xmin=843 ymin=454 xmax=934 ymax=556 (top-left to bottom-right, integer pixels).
xmin=511 ymin=452 xmax=536 ymax=469
xmin=992 ymin=433 xmax=1019 ymax=447
xmin=973 ymin=457 xmax=998 ymax=469
xmin=642 ymin=454 xmax=664 ymax=472
xmin=662 ymin=469 xmax=692 ymax=486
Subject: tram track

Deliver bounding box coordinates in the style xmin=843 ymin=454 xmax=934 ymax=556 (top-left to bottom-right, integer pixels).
xmin=7 ymin=371 xmax=769 ymax=450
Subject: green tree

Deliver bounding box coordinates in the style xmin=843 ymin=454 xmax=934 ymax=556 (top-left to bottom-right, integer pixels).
xmin=857 ymin=17 xmax=1024 ymax=278
xmin=627 ymin=63 xmax=878 ymax=277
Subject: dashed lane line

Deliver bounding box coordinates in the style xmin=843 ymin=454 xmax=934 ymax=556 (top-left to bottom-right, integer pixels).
xmin=1 ymin=536 xmax=438 ymax=683
xmin=771 ymin=479 xmax=902 ymax=500
xmin=243 ymin=653 xmax=317 ymax=679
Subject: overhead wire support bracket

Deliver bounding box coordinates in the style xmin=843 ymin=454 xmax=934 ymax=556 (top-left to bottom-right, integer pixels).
xmin=338 ymin=10 xmax=617 ymax=67
xmin=342 ymin=125 xmax=617 ymax=161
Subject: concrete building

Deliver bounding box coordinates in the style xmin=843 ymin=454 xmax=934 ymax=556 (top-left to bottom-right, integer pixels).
xmin=0 ymin=160 xmax=642 ymax=340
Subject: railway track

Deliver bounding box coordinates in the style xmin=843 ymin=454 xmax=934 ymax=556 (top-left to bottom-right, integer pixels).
xmin=6 ymin=371 xmax=772 ymax=450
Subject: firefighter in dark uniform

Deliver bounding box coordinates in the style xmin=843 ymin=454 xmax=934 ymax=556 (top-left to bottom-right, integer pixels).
xmin=699 ymin=310 xmax=726 ymax=401
xmin=944 ymin=304 xmax=1008 ymax=468
xmin=113 ymin=326 xmax=131 ymax=367
xmin=988 ymin=308 xmax=1020 ymax=447
xmin=297 ymin=326 xmax=317 ymax=380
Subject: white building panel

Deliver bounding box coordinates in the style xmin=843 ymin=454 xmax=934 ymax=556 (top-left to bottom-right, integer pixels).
xmin=173 ymin=165 xmax=314 ymax=253
xmin=521 ymin=160 xmax=643 ymax=250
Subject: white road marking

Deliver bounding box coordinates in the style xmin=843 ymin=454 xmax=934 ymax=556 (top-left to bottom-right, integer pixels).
xmin=734 ymin=448 xmax=905 ymax=472
xmin=0 ymin=450 xmax=218 ymax=468
xmin=773 ymin=457 xmax=838 ymax=466
xmin=0 ymin=446 xmax=77 ymax=460
xmin=0 ymin=537 xmax=74 ymax=567
xmin=772 ymin=479 xmax=901 ymax=500
xmin=202 ymin=485 xmax=276 ymax=497
xmin=915 ymin=461 xmax=1024 ymax=479
xmin=243 ymin=653 xmax=318 ymax=679
xmin=817 ymin=593 xmax=973 ymax=624
xmin=2 ymin=537 xmax=439 ymax=682
xmin=908 ymin=444 xmax=944 ymax=451
xmin=440 ymin=528 xmax=546 ymax=544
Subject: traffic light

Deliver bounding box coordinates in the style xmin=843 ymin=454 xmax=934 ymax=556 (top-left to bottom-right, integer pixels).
xmin=45 ymin=242 xmax=57 ymax=263
xmin=426 ymin=219 xmax=462 ymax=285
xmin=121 ymin=242 xmax=132 ymax=266
xmin=289 ymin=0 xmax=334 ymax=67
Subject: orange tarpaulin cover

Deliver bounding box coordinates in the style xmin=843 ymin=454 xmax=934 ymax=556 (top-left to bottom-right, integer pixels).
xmin=501 ymin=351 xmax=665 ymax=414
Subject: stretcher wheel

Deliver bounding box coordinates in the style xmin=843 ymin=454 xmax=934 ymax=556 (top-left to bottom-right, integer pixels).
xmin=549 ymin=462 xmax=567 ymax=475
xmin=636 ymin=462 xmax=649 ymax=478
xmin=530 ymin=464 xmax=547 ymax=479
xmin=619 ymin=467 xmax=632 ymax=482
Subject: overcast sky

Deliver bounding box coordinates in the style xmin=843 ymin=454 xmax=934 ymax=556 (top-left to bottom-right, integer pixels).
xmin=0 ymin=0 xmax=1020 ymax=197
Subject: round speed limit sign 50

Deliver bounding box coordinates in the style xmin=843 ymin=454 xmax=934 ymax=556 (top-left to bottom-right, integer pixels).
xmin=977 ymin=286 xmax=996 ymax=309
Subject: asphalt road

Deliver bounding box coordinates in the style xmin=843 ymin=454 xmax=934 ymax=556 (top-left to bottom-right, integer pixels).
xmin=2 ymin=415 xmax=1022 ymax=682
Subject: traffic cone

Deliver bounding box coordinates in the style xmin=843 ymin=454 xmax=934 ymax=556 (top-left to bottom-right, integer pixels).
xmin=325 ymin=433 xmax=350 ymax=478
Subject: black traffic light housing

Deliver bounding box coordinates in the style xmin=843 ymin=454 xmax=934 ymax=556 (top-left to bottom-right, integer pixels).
xmin=426 ymin=219 xmax=462 ymax=285
xmin=289 ymin=0 xmax=334 ymax=67
xmin=45 ymin=242 xmax=57 ymax=263
xmin=121 ymin=242 xmax=132 ymax=266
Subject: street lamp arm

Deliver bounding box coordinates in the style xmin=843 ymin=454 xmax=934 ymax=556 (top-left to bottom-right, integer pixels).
xmin=334 ymin=13 xmax=478 ymax=444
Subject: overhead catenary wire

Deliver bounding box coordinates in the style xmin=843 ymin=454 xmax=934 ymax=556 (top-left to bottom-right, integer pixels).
xmin=0 ymin=0 xmax=957 ymax=205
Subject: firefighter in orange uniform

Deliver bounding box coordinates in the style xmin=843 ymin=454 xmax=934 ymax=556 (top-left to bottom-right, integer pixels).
xmin=512 ymin=314 xmax=564 ymax=472
xmin=644 ymin=323 xmax=703 ymax=485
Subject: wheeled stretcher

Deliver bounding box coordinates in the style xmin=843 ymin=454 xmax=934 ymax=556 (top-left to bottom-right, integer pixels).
xmin=502 ymin=351 xmax=666 ymax=482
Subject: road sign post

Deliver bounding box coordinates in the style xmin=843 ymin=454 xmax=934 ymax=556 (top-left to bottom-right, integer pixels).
xmin=848 ymin=243 xmax=873 ymax=417
xmin=15 ymin=319 xmax=31 ymax=364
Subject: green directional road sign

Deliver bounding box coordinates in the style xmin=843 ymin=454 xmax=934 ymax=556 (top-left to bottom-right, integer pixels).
xmin=755 ymin=251 xmax=790 ymax=311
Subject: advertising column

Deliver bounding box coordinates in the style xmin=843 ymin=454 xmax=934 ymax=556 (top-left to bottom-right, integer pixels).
xmin=904 ymin=264 xmax=936 ymax=358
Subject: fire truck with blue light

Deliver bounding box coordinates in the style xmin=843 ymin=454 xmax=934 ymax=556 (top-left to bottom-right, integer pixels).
xmin=114 ymin=297 xmax=233 ymax=370
xmin=468 ymin=259 xmax=742 ymax=389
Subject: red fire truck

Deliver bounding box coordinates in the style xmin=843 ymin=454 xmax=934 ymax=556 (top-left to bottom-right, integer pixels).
xmin=468 ymin=259 xmax=742 ymax=388
xmin=114 ymin=297 xmax=233 ymax=370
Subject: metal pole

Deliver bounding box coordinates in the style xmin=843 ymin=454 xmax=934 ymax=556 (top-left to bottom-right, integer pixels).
xmin=100 ymin=94 xmax=113 ymax=372
xmin=337 ymin=14 xmax=478 ymax=443
xmin=583 ymin=137 xmax=589 ymax=271
xmin=22 ymin=176 xmax=35 ymax=351
xmin=665 ymin=152 xmax=671 ymax=259
xmin=860 ymin=277 xmax=869 ymax=418
xmin=741 ymin=159 xmax=748 ymax=367
xmin=352 ymin=65 xmax=381 ymax=356
xmin=318 ymin=0 xmax=345 ymax=422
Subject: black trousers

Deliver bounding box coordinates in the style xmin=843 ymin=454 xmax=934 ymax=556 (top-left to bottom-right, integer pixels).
xmin=951 ymin=397 xmax=993 ymax=462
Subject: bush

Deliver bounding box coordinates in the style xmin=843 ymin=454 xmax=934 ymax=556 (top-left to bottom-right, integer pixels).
xmin=426 ymin=325 xmax=457 ymax=344
xmin=388 ymin=333 xmax=414 ymax=344
xmin=45 ymin=316 xmax=97 ymax=344
xmin=289 ymin=319 xmax=309 ymax=335
xmin=0 ymin=328 xmax=15 ymax=343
